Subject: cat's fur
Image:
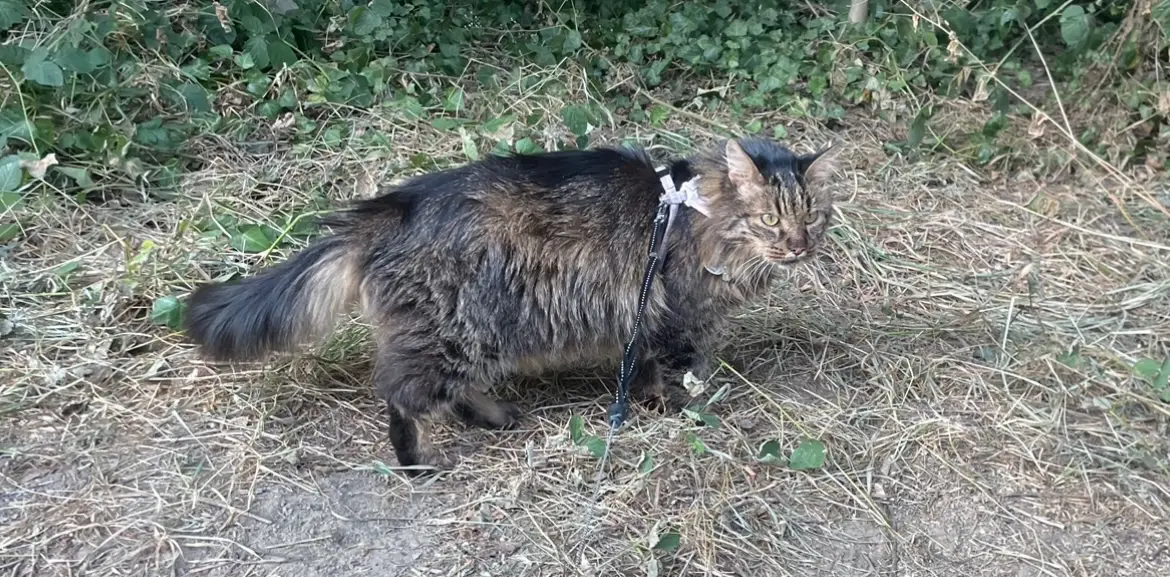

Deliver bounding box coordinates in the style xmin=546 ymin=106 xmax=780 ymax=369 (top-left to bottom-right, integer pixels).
xmin=185 ymin=137 xmax=839 ymax=474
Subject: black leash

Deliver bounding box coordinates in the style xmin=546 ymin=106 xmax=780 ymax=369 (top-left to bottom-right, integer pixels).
xmin=580 ymin=166 xmax=697 ymax=539
xmin=606 ymin=168 xmax=676 ymax=431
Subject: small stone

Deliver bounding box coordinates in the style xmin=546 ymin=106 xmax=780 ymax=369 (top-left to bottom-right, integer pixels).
xmin=735 ymin=417 xmax=757 ymax=430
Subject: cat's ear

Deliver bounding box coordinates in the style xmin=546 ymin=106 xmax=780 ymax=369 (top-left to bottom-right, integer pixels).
xmin=725 ymin=139 xmax=764 ymax=188
xmin=797 ymin=144 xmax=840 ymax=187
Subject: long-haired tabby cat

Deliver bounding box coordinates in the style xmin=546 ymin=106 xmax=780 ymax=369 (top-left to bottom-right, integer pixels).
xmin=185 ymin=137 xmax=838 ymax=474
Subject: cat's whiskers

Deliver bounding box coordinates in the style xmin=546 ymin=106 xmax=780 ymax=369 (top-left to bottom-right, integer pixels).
xmin=742 ymin=255 xmax=774 ymax=284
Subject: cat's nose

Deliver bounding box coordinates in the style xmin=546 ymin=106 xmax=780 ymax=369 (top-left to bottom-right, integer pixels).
xmin=788 ymin=235 xmax=808 ymax=254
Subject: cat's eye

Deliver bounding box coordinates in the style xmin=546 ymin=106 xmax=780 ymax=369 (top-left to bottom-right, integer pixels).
xmin=805 ymin=213 xmax=824 ymax=225
xmin=761 ymin=213 xmax=779 ymax=226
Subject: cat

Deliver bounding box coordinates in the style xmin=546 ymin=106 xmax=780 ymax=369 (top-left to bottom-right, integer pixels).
xmin=184 ymin=136 xmax=839 ymax=475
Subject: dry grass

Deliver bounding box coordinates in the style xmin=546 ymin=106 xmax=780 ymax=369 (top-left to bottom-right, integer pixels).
xmin=2 ymin=60 xmax=1169 ymax=577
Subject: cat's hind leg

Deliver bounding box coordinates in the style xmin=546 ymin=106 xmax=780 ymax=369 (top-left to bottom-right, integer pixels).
xmin=452 ymin=387 xmax=523 ymax=430
xmin=372 ymin=337 xmax=465 ymax=476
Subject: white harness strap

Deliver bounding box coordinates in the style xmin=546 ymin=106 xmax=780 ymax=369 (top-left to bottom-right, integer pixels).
xmin=655 ymin=167 xmax=708 ymax=247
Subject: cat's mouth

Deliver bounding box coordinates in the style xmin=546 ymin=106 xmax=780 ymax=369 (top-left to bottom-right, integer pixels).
xmin=767 ymin=249 xmax=816 ymax=265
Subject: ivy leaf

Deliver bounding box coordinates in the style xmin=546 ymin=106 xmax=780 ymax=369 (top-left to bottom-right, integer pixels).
xmin=1056 ymin=347 xmax=1082 ymax=368
xmin=55 ymin=166 xmax=94 ymax=188
xmin=179 ymin=83 xmax=211 ymax=113
xmin=442 ymin=87 xmax=464 ymax=112
xmin=653 ymin=529 xmax=681 ymax=552
xmin=757 ymin=439 xmax=785 ymax=465
xmin=350 ymin=7 xmax=383 ymax=37
xmin=582 ymin=436 xmax=607 ymax=458
xmin=1133 ymin=359 xmax=1162 ymax=382
xmin=726 ymin=20 xmax=748 ymax=37
xmin=267 ymin=37 xmax=297 ymax=68
xmin=244 ymin=35 xmax=270 ymax=70
xmin=0 ymin=109 xmax=33 ymax=146
xmin=789 ymin=438 xmax=826 ymax=471
xmin=21 ymin=49 xmax=65 ymax=87
xmin=134 ymin=119 xmax=180 ymax=149
xmin=908 ymin=108 xmax=930 ymax=148
xmin=480 ymin=115 xmax=515 ymax=136
xmin=233 ymin=52 xmax=256 ymax=70
xmin=271 ymin=0 xmax=298 ymax=15
xmin=686 ymin=432 xmax=707 ymax=455
xmin=230 ymin=224 xmax=275 ymax=253
xmin=568 ymin=414 xmax=586 ymax=444
xmin=0 ymin=0 xmax=29 ymax=29
xmin=637 ymin=452 xmax=654 ymax=475
xmin=0 ymin=155 xmax=22 ymax=192
xmin=0 ymin=190 xmax=22 ymax=211
xmin=561 ymin=105 xmax=592 ymax=137
xmin=0 ymin=221 xmax=20 ymax=241
xmin=1059 ymin=5 xmax=1090 ymax=50
xmin=430 ymin=117 xmax=461 ymax=131
xmin=208 ymin=45 xmax=233 ymax=60
xmin=52 ymin=46 xmax=109 ymax=74
xmin=1154 ymin=0 xmax=1170 ymax=29
xmin=1155 ymin=359 xmax=1170 ymax=392
xmin=369 ymin=0 xmax=395 ymax=17
xmin=683 ymin=408 xmax=721 ymax=428
xmin=55 ymin=261 xmax=80 ymax=280
xmin=563 ymin=29 xmax=583 ymax=52
xmin=514 ymin=138 xmax=541 ymax=155
xmin=150 ymin=295 xmax=185 ymax=330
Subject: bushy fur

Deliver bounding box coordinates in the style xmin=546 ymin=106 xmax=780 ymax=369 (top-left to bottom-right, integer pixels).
xmin=185 ymin=138 xmax=839 ymax=473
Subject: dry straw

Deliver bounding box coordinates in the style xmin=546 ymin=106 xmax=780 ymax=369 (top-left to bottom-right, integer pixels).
xmin=2 ymin=46 xmax=1169 ymax=577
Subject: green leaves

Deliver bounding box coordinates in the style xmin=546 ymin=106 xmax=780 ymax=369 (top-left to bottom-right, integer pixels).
xmin=230 ymin=224 xmax=278 ymax=253
xmin=682 ymin=407 xmax=721 ymax=429
xmin=652 ymin=529 xmax=681 ymax=552
xmin=1154 ymin=0 xmax=1170 ymax=29
xmin=757 ymin=440 xmax=784 ymax=465
xmin=561 ymin=105 xmax=593 ymax=137
xmin=0 ymin=0 xmax=28 ymax=29
xmin=21 ymin=49 xmax=64 ymax=87
xmin=0 ymin=155 xmax=22 ymax=192
xmin=648 ymin=104 xmax=670 ymax=126
xmin=567 ymin=415 xmax=607 ymax=459
xmin=179 ymin=83 xmax=212 ymax=113
xmin=52 ymin=45 xmax=111 ymax=74
xmin=443 ymin=87 xmax=465 ymax=113
xmin=756 ymin=437 xmax=827 ymax=471
xmin=1133 ymin=358 xmax=1170 ymax=403
xmin=907 ymin=107 xmax=931 ymax=149
xmin=514 ymin=137 xmax=541 ymax=155
xmin=151 ymin=295 xmax=185 ymax=330
xmin=789 ymin=438 xmax=826 ymax=471
xmin=1059 ymin=5 xmax=1090 ymax=50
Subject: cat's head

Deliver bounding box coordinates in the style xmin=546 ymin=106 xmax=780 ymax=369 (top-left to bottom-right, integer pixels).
xmin=697 ymin=138 xmax=838 ymax=266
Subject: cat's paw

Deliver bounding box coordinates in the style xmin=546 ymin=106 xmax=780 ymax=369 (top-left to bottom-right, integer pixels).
xmin=399 ymin=451 xmax=457 ymax=479
xmin=639 ymin=383 xmax=695 ymax=415
xmin=493 ymin=401 xmax=524 ymax=430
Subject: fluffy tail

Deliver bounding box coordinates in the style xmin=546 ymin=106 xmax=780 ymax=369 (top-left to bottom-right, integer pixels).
xmin=184 ymin=237 xmax=362 ymax=362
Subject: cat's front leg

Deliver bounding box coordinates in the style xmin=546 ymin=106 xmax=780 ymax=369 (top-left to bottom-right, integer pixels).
xmin=625 ymin=338 xmax=705 ymax=414
xmin=628 ymin=357 xmax=691 ymax=414
xmin=655 ymin=327 xmax=721 ymax=410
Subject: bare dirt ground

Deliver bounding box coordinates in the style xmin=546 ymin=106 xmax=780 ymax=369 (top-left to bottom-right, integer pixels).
xmin=3 ymin=86 xmax=1169 ymax=577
